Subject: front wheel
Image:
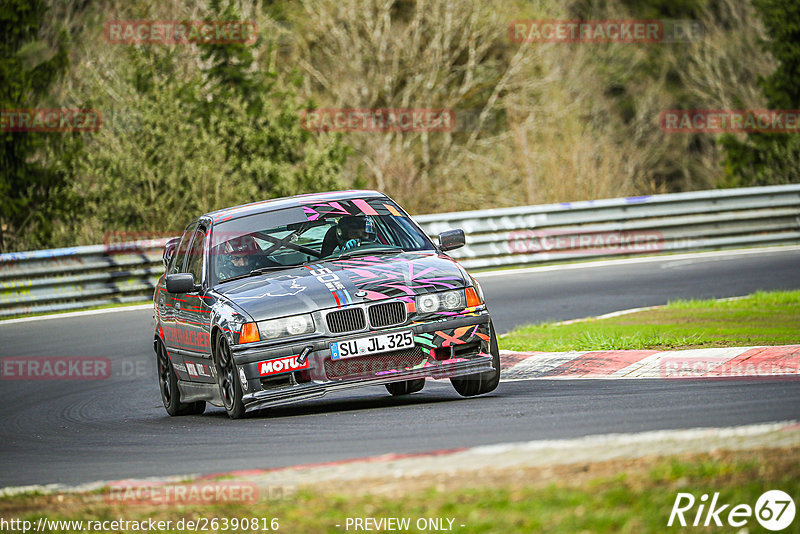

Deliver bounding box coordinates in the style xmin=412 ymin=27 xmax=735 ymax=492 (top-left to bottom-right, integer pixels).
xmin=450 ymin=323 xmax=500 ymax=397
xmin=214 ymin=334 xmax=246 ymax=419
xmin=385 ymin=379 xmax=425 ymax=396
xmin=156 ymin=340 xmax=205 ymax=416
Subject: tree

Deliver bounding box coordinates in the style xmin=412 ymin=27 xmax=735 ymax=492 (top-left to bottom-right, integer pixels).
xmin=0 ymin=0 xmax=72 ymax=251
xmin=720 ymin=0 xmax=800 ymax=187
xmin=69 ymin=0 xmax=349 ymax=242
xmin=197 ymin=0 xmax=349 ymax=201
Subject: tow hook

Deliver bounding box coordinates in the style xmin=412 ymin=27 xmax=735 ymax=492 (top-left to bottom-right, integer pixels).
xmin=297 ymin=346 xmax=313 ymax=365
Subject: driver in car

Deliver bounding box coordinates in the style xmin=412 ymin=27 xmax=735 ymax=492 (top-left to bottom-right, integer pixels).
xmin=217 ymin=235 xmax=260 ymax=281
xmin=336 ymin=215 xmax=377 ymax=251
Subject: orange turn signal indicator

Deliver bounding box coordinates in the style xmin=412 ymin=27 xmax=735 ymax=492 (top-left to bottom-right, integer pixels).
xmin=465 ymin=287 xmax=483 ymax=307
xmin=239 ymin=322 xmax=261 ymax=344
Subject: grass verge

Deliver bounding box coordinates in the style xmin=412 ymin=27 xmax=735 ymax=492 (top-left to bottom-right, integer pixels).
xmin=500 ymin=290 xmax=800 ymax=352
xmin=1 ymin=447 xmax=797 ymax=533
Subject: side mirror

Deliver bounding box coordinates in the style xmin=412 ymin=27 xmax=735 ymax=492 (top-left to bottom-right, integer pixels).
xmin=166 ymin=273 xmax=198 ymax=294
xmin=163 ymin=237 xmax=180 ymax=269
xmin=438 ymin=229 xmax=465 ymax=252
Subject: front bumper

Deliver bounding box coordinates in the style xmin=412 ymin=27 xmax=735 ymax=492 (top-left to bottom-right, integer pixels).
xmin=240 ymin=355 xmax=494 ymax=411
xmin=233 ymin=312 xmax=493 ymax=412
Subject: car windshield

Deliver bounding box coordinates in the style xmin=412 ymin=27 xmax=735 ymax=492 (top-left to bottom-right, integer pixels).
xmin=210 ymin=197 xmax=434 ymax=285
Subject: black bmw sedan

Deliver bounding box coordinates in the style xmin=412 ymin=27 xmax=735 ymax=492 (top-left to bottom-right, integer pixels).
xmin=154 ymin=190 xmax=499 ymax=418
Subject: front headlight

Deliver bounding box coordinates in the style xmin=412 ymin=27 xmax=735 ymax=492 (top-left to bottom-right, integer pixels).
xmin=416 ymin=289 xmax=467 ymax=313
xmin=257 ymin=314 xmax=315 ymax=340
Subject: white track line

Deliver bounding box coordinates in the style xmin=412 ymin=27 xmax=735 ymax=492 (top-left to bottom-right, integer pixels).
xmin=0 ymin=304 xmax=152 ymax=325
xmin=547 ymin=296 xmax=748 ymax=327
xmin=473 ymin=244 xmax=800 ymax=279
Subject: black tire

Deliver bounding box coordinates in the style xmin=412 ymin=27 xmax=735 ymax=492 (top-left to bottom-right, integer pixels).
xmin=156 ymin=340 xmax=205 ymax=416
xmin=214 ymin=334 xmax=246 ymax=419
xmin=450 ymin=323 xmax=500 ymax=397
xmin=385 ymin=378 xmax=425 ymax=396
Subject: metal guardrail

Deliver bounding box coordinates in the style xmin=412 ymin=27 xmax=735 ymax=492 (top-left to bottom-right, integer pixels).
xmin=1 ymin=184 xmax=799 ymax=318
xmin=416 ymin=183 xmax=800 ymax=269
xmin=0 ymin=241 xmax=168 ymax=318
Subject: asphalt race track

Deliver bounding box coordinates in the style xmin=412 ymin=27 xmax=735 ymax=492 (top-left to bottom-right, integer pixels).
xmin=1 ymin=248 xmax=799 ymax=487
xmin=480 ymin=247 xmax=800 ymax=331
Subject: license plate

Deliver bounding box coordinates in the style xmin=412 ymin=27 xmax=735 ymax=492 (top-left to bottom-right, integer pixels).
xmin=330 ymin=331 xmax=414 ymax=360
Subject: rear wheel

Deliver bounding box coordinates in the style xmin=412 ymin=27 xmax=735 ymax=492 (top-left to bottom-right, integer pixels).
xmin=156 ymin=340 xmax=205 ymax=416
xmin=214 ymin=334 xmax=246 ymax=419
xmin=385 ymin=379 xmax=425 ymax=396
xmin=450 ymin=323 xmax=500 ymax=397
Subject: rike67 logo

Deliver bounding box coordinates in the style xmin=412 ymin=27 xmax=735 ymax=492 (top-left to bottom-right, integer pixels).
xmin=669 ymin=490 xmax=796 ymax=531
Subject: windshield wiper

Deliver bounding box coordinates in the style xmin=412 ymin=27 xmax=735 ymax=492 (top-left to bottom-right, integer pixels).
xmin=218 ymin=264 xmax=291 ymax=284
xmin=335 ymin=247 xmax=400 ymax=260
xmin=249 ymin=264 xmax=292 ymax=275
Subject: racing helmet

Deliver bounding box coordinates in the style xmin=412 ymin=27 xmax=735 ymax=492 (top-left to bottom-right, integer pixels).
xmin=335 ymin=215 xmax=375 ymax=246
xmin=224 ymin=234 xmax=259 ymax=258
xmin=217 ymin=235 xmax=259 ymax=279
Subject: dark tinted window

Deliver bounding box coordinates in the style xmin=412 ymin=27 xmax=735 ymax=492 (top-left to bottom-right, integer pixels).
xmin=211 ymin=198 xmax=434 ymax=285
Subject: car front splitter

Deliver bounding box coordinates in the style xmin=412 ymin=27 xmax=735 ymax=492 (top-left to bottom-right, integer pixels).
xmin=240 ymin=355 xmax=495 ymax=412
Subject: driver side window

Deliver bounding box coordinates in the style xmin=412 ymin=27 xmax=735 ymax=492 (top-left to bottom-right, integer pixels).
xmin=185 ymin=227 xmax=207 ymax=284
xmin=168 ymin=223 xmax=197 ymax=275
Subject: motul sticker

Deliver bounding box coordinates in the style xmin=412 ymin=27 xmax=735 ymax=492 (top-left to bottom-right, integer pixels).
xmin=258 ymin=356 xmax=309 ymax=377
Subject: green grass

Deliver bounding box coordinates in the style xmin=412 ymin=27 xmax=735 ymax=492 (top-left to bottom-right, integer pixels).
xmin=500 ymin=290 xmax=800 ymax=352
xmin=2 ymin=448 xmax=797 ymax=533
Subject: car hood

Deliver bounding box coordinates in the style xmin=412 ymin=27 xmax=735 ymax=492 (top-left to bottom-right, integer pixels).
xmin=214 ymin=251 xmax=468 ymax=321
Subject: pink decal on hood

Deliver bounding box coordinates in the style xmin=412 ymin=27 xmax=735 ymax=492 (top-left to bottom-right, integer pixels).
xmin=346 ymin=268 xmax=379 ymax=279
xmin=361 ymin=289 xmax=391 ymax=300
xmin=384 ymin=284 xmax=417 ymax=296
xmin=408 ymin=264 xmax=435 ymax=280
xmin=336 ymin=256 xmax=392 ymax=266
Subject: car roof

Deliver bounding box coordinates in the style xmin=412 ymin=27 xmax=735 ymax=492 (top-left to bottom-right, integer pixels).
xmin=203 ymin=190 xmax=388 ymax=224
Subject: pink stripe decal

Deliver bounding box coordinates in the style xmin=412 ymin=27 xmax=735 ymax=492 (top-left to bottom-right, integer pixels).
xmin=352 ymin=199 xmax=378 ymax=215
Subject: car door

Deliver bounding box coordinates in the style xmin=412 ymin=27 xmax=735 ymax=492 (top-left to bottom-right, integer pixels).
xmin=159 ymin=223 xmax=196 ymax=367
xmin=175 ymin=224 xmax=215 ymax=384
